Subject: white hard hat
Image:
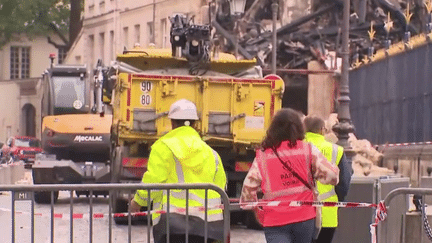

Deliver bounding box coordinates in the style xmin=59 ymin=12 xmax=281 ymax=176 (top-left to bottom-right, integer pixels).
xmin=168 ymin=99 xmax=199 ymax=120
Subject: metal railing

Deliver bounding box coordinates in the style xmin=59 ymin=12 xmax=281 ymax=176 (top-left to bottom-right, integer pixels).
xmin=383 ymin=188 xmax=432 ymax=243
xmin=0 ymin=183 xmax=230 ymax=243
xmin=384 ymin=188 xmax=432 ymax=205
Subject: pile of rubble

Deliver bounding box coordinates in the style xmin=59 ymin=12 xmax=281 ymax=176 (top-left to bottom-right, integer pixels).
xmin=349 ymin=134 xmax=394 ymax=176
xmin=324 ymin=113 xmax=394 ymax=176
xmin=214 ymin=0 xmax=428 ymax=70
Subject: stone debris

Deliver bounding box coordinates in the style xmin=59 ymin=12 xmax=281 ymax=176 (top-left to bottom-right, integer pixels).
xmin=213 ymin=0 xmax=426 ymax=71
xmin=324 ymin=113 xmax=393 ymax=176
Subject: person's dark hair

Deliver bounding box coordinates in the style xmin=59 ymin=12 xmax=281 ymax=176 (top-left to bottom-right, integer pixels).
xmin=261 ymin=108 xmax=305 ymax=150
xmin=304 ymin=115 xmax=325 ymax=133
xmin=171 ymin=119 xmax=196 ymax=128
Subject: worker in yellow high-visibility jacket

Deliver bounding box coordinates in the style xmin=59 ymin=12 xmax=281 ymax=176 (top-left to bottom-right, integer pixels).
xmin=304 ymin=115 xmax=352 ymax=243
xmin=129 ymin=99 xmax=227 ymax=243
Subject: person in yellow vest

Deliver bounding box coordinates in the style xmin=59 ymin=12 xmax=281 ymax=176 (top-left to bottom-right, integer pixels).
xmin=304 ymin=115 xmax=352 ymax=243
xmin=129 ymin=99 xmax=227 ymax=243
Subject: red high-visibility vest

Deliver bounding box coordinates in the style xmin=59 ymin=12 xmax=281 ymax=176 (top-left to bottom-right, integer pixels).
xmin=255 ymin=140 xmax=315 ymax=227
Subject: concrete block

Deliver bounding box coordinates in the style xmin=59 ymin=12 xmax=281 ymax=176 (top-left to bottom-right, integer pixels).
xmin=10 ymin=162 xmax=25 ymax=184
xmin=1 ymin=165 xmax=11 ymax=185
xmin=0 ymin=167 xmax=4 ymax=184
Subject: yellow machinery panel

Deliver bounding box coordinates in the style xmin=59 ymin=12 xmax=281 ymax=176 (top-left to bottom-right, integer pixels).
xmin=43 ymin=114 xmax=112 ymax=134
xmin=116 ymin=48 xmax=257 ymax=75
xmin=112 ymin=73 xmax=284 ymax=148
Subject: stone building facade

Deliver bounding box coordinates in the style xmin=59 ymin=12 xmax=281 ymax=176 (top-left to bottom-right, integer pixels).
xmin=65 ymin=0 xmax=208 ymax=67
xmin=0 ymin=35 xmax=64 ymax=143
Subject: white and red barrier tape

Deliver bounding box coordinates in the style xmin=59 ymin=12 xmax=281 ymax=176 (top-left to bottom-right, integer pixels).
xmin=369 ymin=201 xmax=388 ymax=243
xmin=1 ymin=200 xmax=387 ymax=243
xmin=380 ymin=141 xmax=432 ymax=147
xmin=234 ymin=200 xmax=378 ymax=208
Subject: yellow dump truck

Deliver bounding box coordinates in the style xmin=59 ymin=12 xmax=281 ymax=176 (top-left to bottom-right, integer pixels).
xmin=34 ymin=15 xmax=284 ymax=228
xmin=109 ymin=46 xmax=284 ymax=226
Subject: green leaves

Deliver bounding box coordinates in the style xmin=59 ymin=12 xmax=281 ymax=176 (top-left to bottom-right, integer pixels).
xmin=0 ymin=0 xmax=71 ymax=49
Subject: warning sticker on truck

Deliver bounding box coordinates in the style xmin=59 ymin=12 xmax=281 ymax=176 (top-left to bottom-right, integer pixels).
xmin=245 ymin=116 xmax=265 ymax=129
xmin=254 ymin=101 xmax=265 ymax=116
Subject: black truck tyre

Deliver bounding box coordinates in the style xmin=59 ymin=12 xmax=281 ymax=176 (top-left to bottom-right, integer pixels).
xmin=110 ymin=146 xmax=150 ymax=225
xmin=113 ymin=195 xmax=130 ymax=225
xmin=111 ymin=146 xmax=126 ymax=224
xmin=34 ymin=191 xmax=59 ymax=204
xmin=110 ymin=146 xmax=123 ymax=184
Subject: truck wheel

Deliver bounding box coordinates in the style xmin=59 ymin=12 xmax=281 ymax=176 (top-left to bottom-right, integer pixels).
xmin=111 ymin=147 xmax=129 ymax=225
xmin=34 ymin=191 xmax=59 ymax=204
xmin=110 ymin=146 xmax=149 ymax=225
xmin=112 ymin=195 xmax=151 ymax=225
xmin=113 ymin=196 xmax=129 ymax=225
xmin=245 ymin=210 xmax=263 ymax=230
xmin=110 ymin=146 xmax=124 ymax=183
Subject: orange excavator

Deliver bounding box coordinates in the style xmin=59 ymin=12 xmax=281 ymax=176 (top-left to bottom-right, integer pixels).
xmin=33 ymin=60 xmax=113 ymax=203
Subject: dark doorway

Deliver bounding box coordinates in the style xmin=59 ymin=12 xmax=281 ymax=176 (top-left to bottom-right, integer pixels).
xmin=22 ymin=103 xmax=36 ymax=137
xmin=281 ymin=76 xmax=308 ymax=115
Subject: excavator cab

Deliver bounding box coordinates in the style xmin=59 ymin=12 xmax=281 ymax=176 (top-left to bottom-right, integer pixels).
xmin=33 ymin=61 xmax=113 ymax=203
xmin=41 ymin=65 xmax=90 ymax=117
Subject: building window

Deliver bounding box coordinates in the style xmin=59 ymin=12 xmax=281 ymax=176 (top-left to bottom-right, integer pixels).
xmin=58 ymin=47 xmax=67 ymax=64
xmin=123 ymin=27 xmax=129 ymax=49
xmin=109 ymin=31 xmax=114 ymax=61
xmin=99 ymin=32 xmax=105 ymax=64
xmin=10 ymin=46 xmax=30 ymax=79
xmin=161 ymin=19 xmax=168 ymax=48
xmin=134 ymin=24 xmax=140 ymax=46
xmin=22 ymin=104 xmax=36 ymax=137
xmin=88 ymin=0 xmax=95 ymax=12
xmin=99 ymin=0 xmax=105 ymax=11
xmin=147 ymin=22 xmax=154 ymax=45
xmin=6 ymin=126 xmax=11 ymax=139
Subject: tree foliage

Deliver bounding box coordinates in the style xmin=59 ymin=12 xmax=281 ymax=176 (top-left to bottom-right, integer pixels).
xmin=0 ymin=0 xmax=72 ymax=49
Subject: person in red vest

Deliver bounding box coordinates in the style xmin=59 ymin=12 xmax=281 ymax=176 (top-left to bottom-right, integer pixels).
xmin=240 ymin=108 xmax=339 ymax=243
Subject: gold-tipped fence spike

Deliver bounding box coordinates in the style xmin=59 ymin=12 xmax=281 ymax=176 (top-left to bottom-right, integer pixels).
xmin=425 ymin=0 xmax=432 ymax=13
xmin=362 ymin=55 xmax=369 ymax=64
xmin=404 ymin=3 xmax=413 ymax=24
xmin=384 ymin=13 xmax=393 ymax=33
xmin=368 ymin=22 xmax=376 ymax=41
xmin=353 ymin=56 xmax=362 ymax=68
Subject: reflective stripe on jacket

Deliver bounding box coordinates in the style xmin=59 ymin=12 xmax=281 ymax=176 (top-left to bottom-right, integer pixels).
xmin=134 ymin=126 xmax=227 ymax=225
xmin=305 ymin=132 xmax=343 ymax=227
xmin=255 ymin=140 xmax=316 ymax=227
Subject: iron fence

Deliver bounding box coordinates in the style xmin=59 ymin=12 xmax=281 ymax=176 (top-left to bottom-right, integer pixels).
xmin=0 ymin=183 xmax=230 ymax=243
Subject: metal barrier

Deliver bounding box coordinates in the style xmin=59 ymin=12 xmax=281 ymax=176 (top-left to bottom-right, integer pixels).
xmin=0 ymin=162 xmax=26 ymax=185
xmin=383 ymin=188 xmax=432 ymax=243
xmin=0 ymin=183 xmax=230 ymax=243
xmin=332 ymin=176 xmax=409 ymax=243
